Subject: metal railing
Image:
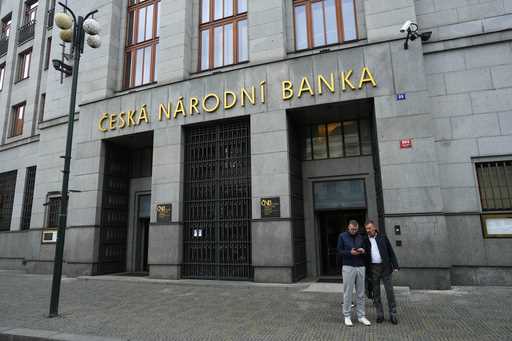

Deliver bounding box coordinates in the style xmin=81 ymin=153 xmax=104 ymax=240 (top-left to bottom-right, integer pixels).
xmin=18 ymin=20 xmax=36 ymax=45
xmin=0 ymin=35 xmax=8 ymax=56
xmin=48 ymin=9 xmax=55 ymax=28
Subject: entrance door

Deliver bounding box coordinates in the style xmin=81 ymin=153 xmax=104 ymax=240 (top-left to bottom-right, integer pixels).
xmin=182 ymin=119 xmax=252 ymax=280
xmin=318 ymin=210 xmax=366 ymax=276
xmin=138 ymin=217 xmax=150 ymax=272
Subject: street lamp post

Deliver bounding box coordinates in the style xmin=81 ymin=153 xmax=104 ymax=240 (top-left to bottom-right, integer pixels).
xmin=49 ymin=2 xmax=101 ymax=318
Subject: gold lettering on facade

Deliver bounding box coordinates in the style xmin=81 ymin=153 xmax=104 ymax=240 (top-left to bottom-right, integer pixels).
xmin=282 ymin=81 xmax=293 ymax=100
xmin=224 ymin=91 xmax=237 ymax=110
xmin=138 ymin=104 xmax=150 ymax=124
xmin=174 ymin=97 xmax=186 ymax=118
xmin=241 ymin=87 xmax=255 ymax=107
xmin=127 ymin=110 xmax=136 ymax=127
xmin=317 ymin=73 xmax=335 ymax=95
xmin=189 ymin=97 xmax=199 ymax=115
xmin=119 ymin=112 xmax=127 ymax=129
xmin=159 ymin=102 xmax=171 ymax=121
xmin=108 ymin=113 xmax=117 ymax=130
xmin=98 ymin=113 xmax=109 ymax=132
xmin=259 ymin=81 xmax=266 ymax=103
xmin=341 ymin=70 xmax=356 ymax=91
xmin=202 ymin=93 xmax=220 ymax=113
xmin=97 ymin=67 xmax=378 ymax=132
xmin=298 ymin=77 xmax=314 ymax=98
xmin=358 ymin=67 xmax=377 ymax=88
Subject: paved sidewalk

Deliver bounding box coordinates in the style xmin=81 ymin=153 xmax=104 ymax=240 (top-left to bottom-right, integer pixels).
xmin=1 ymin=271 xmax=511 ymax=340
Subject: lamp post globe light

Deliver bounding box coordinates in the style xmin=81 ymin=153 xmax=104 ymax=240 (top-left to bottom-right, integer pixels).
xmin=49 ymin=2 xmax=101 ymax=318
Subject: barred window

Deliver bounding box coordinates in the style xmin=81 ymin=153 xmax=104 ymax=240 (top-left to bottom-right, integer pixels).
xmin=0 ymin=170 xmax=17 ymax=231
xmin=46 ymin=195 xmax=61 ymax=228
xmin=303 ymin=119 xmax=371 ymax=160
xmin=293 ymin=0 xmax=357 ymax=51
xmin=476 ymin=161 xmax=512 ymax=238
xmin=123 ymin=0 xmax=160 ymax=89
xmin=199 ymin=0 xmax=248 ymax=71
xmin=20 ymin=166 xmax=36 ymax=230
xmin=476 ymin=161 xmax=512 ymax=211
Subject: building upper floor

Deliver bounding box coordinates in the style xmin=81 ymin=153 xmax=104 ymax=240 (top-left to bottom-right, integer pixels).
xmin=0 ymin=0 xmax=510 ymax=148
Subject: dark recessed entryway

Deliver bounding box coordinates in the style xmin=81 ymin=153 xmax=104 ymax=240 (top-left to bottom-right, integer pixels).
xmin=94 ymin=131 xmax=153 ymax=275
xmin=317 ymin=209 xmax=366 ymax=276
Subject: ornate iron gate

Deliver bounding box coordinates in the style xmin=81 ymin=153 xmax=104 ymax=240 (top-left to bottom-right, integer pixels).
xmin=182 ymin=118 xmax=252 ymax=280
xmin=95 ymin=143 xmax=130 ymax=275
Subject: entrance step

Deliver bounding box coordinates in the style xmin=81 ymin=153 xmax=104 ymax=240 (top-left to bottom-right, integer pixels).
xmin=77 ymin=275 xmax=310 ymax=289
xmin=303 ymin=282 xmax=411 ymax=294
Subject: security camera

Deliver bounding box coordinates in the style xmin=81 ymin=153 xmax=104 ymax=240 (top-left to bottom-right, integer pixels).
xmin=400 ymin=20 xmax=429 ymax=50
xmin=400 ymin=20 xmax=415 ymax=33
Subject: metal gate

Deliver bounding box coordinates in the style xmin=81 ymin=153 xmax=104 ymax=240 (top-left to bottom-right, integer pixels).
xmin=95 ymin=143 xmax=130 ymax=275
xmin=182 ymin=118 xmax=252 ymax=280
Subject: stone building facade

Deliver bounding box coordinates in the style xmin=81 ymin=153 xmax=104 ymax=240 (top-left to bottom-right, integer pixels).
xmin=0 ymin=0 xmax=511 ymax=289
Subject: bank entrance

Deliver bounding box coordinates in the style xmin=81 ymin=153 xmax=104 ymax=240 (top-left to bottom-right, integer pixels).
xmin=182 ymin=118 xmax=252 ymax=280
xmin=288 ymin=99 xmax=383 ymax=279
xmin=317 ymin=209 xmax=366 ymax=276
xmin=95 ymin=132 xmax=153 ymax=275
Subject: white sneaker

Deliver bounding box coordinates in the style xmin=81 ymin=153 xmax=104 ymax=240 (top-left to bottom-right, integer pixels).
xmin=344 ymin=317 xmax=353 ymax=327
xmin=358 ymin=317 xmax=371 ymax=326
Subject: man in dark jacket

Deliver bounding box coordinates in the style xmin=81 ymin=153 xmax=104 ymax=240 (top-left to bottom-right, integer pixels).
xmin=337 ymin=220 xmax=371 ymax=327
xmin=364 ymin=220 xmax=399 ymax=324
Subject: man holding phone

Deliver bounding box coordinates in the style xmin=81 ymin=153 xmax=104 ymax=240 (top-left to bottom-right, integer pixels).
xmin=337 ymin=220 xmax=371 ymax=327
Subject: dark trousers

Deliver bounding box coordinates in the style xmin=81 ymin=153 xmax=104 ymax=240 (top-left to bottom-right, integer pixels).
xmin=371 ymin=264 xmax=397 ymax=318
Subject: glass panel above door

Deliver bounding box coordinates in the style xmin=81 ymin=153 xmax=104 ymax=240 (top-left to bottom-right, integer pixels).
xmin=314 ymin=179 xmax=366 ymax=210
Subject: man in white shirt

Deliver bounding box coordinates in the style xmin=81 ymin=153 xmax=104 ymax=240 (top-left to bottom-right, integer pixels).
xmin=364 ymin=220 xmax=399 ymax=324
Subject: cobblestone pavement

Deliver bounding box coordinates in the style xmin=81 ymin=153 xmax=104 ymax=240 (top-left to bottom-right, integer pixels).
xmin=1 ymin=271 xmax=512 ymax=341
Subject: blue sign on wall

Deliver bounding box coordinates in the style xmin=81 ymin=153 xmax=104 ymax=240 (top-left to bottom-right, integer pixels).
xmin=396 ymin=93 xmax=407 ymax=101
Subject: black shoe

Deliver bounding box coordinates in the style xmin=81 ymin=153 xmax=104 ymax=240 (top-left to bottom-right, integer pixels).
xmin=390 ymin=316 xmax=398 ymax=325
xmin=376 ymin=317 xmax=384 ymax=323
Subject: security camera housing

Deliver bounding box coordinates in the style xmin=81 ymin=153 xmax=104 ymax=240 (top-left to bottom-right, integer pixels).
xmin=400 ymin=20 xmax=413 ymax=33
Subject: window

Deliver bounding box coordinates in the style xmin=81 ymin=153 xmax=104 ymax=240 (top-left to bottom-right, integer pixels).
xmin=45 ymin=194 xmax=61 ymax=228
xmin=0 ymin=170 xmax=17 ymax=231
xmin=199 ymin=0 xmax=248 ymax=71
xmin=24 ymin=0 xmax=39 ymax=24
xmin=1 ymin=13 xmax=11 ymax=37
xmin=303 ymin=119 xmax=371 ymax=160
xmin=39 ymin=93 xmax=46 ymax=122
xmin=293 ymin=0 xmax=357 ymax=51
xmin=10 ymin=102 xmax=25 ymax=137
xmin=476 ymin=161 xmax=512 ymax=237
xmin=20 ymin=166 xmax=36 ymax=230
xmin=0 ymin=63 xmax=5 ymax=90
xmin=123 ymin=0 xmax=160 ymax=89
xmin=17 ymin=48 xmax=32 ymax=81
xmin=48 ymin=0 xmax=56 ymax=28
xmin=44 ymin=37 xmax=51 ymax=70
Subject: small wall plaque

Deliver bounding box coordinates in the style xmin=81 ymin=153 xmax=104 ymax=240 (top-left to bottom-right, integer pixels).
xmin=156 ymin=204 xmax=172 ymax=224
xmin=260 ymin=197 xmax=280 ymax=218
xmin=400 ymin=138 xmax=412 ymax=149
xmin=41 ymin=229 xmax=57 ymax=244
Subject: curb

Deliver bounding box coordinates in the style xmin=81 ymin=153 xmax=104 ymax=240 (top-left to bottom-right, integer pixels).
xmin=77 ymin=275 xmax=311 ymax=289
xmin=0 ymin=328 xmax=124 ymax=341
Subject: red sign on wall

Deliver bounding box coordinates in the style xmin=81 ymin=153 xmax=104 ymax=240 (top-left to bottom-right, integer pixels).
xmin=400 ymin=139 xmax=412 ymax=149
